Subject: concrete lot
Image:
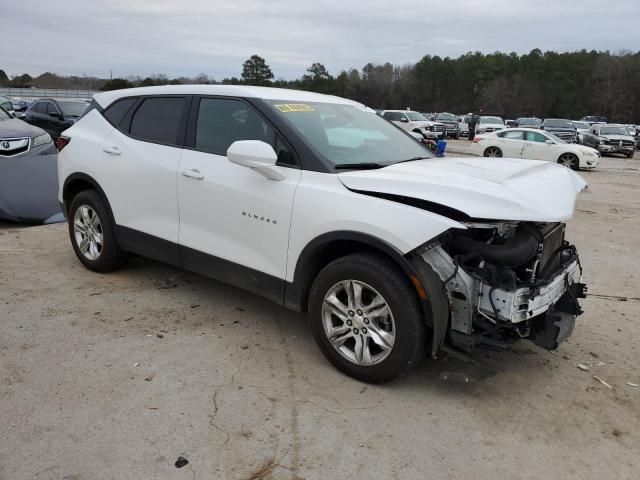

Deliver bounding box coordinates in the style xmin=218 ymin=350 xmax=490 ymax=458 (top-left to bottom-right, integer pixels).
xmin=1 ymin=148 xmax=639 ymax=479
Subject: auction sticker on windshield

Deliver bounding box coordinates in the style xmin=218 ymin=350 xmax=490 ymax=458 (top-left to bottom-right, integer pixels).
xmin=275 ymin=104 xmax=314 ymax=113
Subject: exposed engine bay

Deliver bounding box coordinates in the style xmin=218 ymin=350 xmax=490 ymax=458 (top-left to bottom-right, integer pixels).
xmin=416 ymin=221 xmax=587 ymax=355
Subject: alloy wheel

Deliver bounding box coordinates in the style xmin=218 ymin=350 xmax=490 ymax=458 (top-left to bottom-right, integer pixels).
xmin=558 ymin=154 xmax=577 ymax=169
xmin=73 ymin=205 xmax=104 ymax=261
xmin=321 ymin=280 xmax=396 ymax=366
xmin=485 ymin=147 xmax=502 ymax=157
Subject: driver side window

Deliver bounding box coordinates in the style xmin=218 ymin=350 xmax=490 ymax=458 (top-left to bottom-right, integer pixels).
xmin=525 ymin=131 xmax=546 ymax=143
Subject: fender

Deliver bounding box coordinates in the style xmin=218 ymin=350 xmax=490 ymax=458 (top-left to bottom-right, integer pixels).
xmin=62 ymin=172 xmax=112 ymax=217
xmin=284 ymin=231 xmax=442 ymax=346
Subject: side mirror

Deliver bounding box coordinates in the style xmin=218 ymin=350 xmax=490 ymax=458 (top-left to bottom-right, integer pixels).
xmin=545 ymin=140 xmax=554 ymax=145
xmin=399 ymin=117 xmax=408 ymax=123
xmin=227 ymin=140 xmax=284 ymax=181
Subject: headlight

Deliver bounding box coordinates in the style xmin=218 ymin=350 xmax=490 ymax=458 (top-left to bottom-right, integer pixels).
xmin=32 ymin=133 xmax=52 ymax=148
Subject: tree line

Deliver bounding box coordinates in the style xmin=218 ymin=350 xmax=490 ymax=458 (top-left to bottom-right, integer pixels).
xmin=3 ymin=49 xmax=640 ymax=122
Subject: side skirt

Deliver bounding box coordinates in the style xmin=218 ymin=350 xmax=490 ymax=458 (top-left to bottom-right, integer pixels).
xmin=115 ymin=225 xmax=285 ymax=306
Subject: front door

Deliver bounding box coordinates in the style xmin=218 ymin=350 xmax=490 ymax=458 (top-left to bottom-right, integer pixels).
xmin=177 ymin=97 xmax=301 ymax=302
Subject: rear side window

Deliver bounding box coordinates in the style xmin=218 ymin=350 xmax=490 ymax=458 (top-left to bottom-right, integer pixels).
xmin=35 ymin=102 xmax=48 ymax=114
xmin=103 ymin=98 xmax=137 ymax=127
xmin=195 ymin=98 xmax=275 ymax=156
xmin=130 ymin=97 xmax=186 ymax=146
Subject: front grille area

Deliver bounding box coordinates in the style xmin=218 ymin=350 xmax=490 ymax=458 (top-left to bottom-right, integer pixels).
xmin=0 ymin=137 xmax=31 ymax=157
xmin=433 ymin=125 xmax=446 ymax=132
xmin=605 ymin=139 xmax=634 ymax=147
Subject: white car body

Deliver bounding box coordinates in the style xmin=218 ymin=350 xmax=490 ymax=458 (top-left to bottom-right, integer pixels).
xmin=381 ymin=110 xmax=446 ymax=139
xmin=470 ymin=127 xmax=600 ymax=170
xmin=57 ymin=85 xmax=588 ymax=382
xmin=476 ymin=116 xmax=505 ymax=134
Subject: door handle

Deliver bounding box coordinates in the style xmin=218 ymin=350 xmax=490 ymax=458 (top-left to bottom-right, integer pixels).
xmin=181 ymin=168 xmax=204 ymax=180
xmin=102 ymin=146 xmax=121 ymax=155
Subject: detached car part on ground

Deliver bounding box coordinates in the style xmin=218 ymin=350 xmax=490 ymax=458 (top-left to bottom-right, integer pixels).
xmin=58 ymin=85 xmax=588 ymax=383
xmin=0 ymin=107 xmax=63 ymax=224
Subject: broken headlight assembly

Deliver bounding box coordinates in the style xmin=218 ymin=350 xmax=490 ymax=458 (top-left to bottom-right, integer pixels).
xmin=417 ymin=221 xmax=587 ymax=354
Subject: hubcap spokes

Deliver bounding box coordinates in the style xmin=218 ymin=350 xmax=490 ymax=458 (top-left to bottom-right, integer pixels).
xmin=322 ymin=280 xmax=395 ymax=366
xmin=73 ymin=205 xmax=103 ymax=261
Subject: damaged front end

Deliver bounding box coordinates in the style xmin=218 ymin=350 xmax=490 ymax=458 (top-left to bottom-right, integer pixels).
xmin=414 ymin=222 xmax=587 ymax=356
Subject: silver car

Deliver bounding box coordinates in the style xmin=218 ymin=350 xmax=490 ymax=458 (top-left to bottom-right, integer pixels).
xmin=0 ymin=106 xmax=62 ymax=223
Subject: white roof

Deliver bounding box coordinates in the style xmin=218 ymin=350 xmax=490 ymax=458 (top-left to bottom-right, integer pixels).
xmin=93 ymin=84 xmax=359 ymax=109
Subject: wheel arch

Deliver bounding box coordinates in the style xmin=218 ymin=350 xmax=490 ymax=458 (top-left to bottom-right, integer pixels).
xmin=284 ymin=231 xmax=427 ymax=313
xmin=62 ymin=173 xmax=113 ymax=218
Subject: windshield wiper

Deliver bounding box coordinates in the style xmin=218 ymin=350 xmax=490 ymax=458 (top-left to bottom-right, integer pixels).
xmin=394 ymin=156 xmax=431 ymax=164
xmin=334 ymin=162 xmax=386 ymax=170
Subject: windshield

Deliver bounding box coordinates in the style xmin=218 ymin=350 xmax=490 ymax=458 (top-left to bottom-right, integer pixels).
xmin=58 ymin=101 xmax=88 ymax=117
xmin=572 ymin=121 xmax=590 ymax=129
xmin=435 ymin=113 xmax=457 ymax=121
xmin=517 ymin=118 xmax=541 ymax=126
xmin=406 ymin=111 xmax=426 ymax=121
xmin=268 ymin=101 xmax=433 ymax=168
xmin=480 ymin=116 xmax=503 ymax=124
xmin=600 ymin=126 xmax=628 ymax=135
xmin=544 ymin=119 xmax=573 ymax=128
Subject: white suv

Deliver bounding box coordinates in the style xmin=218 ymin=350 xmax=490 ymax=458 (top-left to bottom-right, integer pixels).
xmin=58 ymin=85 xmax=588 ymax=383
xmin=381 ymin=110 xmax=446 ymax=140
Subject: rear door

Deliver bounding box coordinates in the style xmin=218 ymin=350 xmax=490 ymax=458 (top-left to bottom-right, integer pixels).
xmin=522 ymin=131 xmax=552 ymax=160
xmin=496 ymin=129 xmax=525 ymax=157
xmin=94 ymin=96 xmax=187 ymax=254
xmin=177 ymin=96 xmax=301 ymax=300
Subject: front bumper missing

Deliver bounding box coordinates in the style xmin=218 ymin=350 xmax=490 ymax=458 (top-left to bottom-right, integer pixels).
xmin=418 ymin=245 xmax=586 ymax=354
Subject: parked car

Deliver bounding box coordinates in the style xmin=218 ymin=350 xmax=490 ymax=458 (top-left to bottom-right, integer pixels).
xmin=515 ymin=117 xmax=542 ymax=128
xmin=625 ymin=125 xmax=640 ymax=150
xmin=583 ymin=123 xmax=636 ymax=158
xmin=57 ymin=85 xmax=587 ymax=383
xmin=572 ymin=121 xmax=591 ymax=144
xmin=381 ymin=110 xmax=446 ymax=140
xmin=541 ymin=119 xmax=577 ymax=143
xmin=475 ymin=116 xmax=505 ymax=134
xmin=23 ymin=98 xmax=89 ymax=138
xmin=581 ymin=115 xmax=607 ymax=125
xmin=470 ymin=127 xmax=600 ymax=170
xmin=11 ymin=100 xmax=29 ymax=112
xmin=0 ymin=96 xmax=15 ymax=116
xmin=0 ymin=106 xmax=62 ymax=223
xmin=457 ymin=115 xmax=469 ymax=136
xmin=504 ymin=119 xmax=516 ymax=128
xmin=582 ymin=124 xmax=636 ymax=158
xmin=432 ymin=112 xmax=460 ymax=139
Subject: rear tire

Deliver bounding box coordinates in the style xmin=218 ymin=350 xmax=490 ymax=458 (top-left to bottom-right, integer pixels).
xmin=627 ymin=151 xmax=635 ymax=158
xmin=68 ymin=190 xmax=128 ymax=273
xmin=483 ymin=146 xmax=502 ymax=157
xmin=309 ymin=253 xmax=425 ymax=384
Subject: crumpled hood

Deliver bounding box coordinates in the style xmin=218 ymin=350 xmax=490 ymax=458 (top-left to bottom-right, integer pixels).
xmin=338 ymin=157 xmax=587 ymax=222
xmin=0 ymin=118 xmax=46 ymax=138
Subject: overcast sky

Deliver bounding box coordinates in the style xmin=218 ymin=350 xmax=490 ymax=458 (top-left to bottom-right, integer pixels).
xmin=3 ymin=0 xmax=639 ymax=80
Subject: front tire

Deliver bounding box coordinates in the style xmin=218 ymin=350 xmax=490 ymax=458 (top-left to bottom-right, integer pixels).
xmin=309 ymin=253 xmax=425 ymax=383
xmin=68 ymin=190 xmax=128 ymax=272
xmin=557 ymin=153 xmax=579 ymax=170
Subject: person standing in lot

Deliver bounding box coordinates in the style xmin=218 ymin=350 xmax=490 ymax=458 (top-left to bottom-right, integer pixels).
xmin=468 ymin=112 xmax=480 ymax=141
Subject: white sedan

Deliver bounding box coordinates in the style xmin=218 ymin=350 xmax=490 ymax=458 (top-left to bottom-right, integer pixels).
xmin=470 ymin=127 xmax=600 ymax=170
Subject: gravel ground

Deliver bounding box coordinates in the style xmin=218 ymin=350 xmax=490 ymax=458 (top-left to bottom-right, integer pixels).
xmin=1 ymin=151 xmax=639 ymax=479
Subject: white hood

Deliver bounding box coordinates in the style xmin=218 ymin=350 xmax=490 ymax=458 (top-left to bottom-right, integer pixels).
xmin=338 ymin=157 xmax=587 ymax=222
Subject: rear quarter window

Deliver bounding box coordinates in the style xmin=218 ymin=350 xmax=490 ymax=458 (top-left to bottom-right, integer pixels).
xmin=129 ymin=97 xmax=187 ymax=146
xmin=103 ymin=98 xmax=137 ymax=127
